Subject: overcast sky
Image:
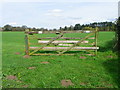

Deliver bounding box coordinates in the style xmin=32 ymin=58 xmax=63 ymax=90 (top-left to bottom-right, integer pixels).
xmin=0 ymin=0 xmax=119 ymax=29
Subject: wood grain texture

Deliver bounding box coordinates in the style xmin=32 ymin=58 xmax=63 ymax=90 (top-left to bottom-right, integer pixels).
xmin=29 ymin=47 xmax=99 ymax=50
xmin=38 ymin=40 xmax=89 ymax=44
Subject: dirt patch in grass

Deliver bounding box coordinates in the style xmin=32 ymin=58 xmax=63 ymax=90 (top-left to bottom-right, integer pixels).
xmin=6 ymin=75 xmax=17 ymax=80
xmin=61 ymin=80 xmax=74 ymax=87
xmin=106 ymin=56 xmax=113 ymax=58
xmin=28 ymin=67 xmax=36 ymax=69
xmin=15 ymin=52 xmax=20 ymax=55
xmin=40 ymin=61 xmax=49 ymax=64
xmin=80 ymin=56 xmax=86 ymax=59
xmin=23 ymin=55 xmax=31 ymax=58
xmin=80 ymin=82 xmax=87 ymax=86
xmin=22 ymin=85 xmax=29 ymax=88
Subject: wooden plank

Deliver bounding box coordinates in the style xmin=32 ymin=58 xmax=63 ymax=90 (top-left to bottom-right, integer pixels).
xmin=29 ymin=47 xmax=99 ymax=50
xmin=32 ymin=54 xmax=75 ymax=55
xmin=38 ymin=40 xmax=89 ymax=44
xmin=25 ymin=34 xmax=29 ymax=55
xmin=38 ymin=37 xmax=95 ymax=40
xmin=95 ymin=27 xmax=98 ymax=55
xmin=25 ymin=31 xmax=38 ymax=34
xmin=81 ymin=54 xmax=95 ymax=56
xmin=88 ymin=37 xmax=95 ymax=39
xmin=30 ymin=42 xmax=95 ymax=46
xmin=58 ymin=44 xmax=73 ymax=46
xmin=26 ymin=30 xmax=95 ymax=34
xmin=38 ymin=37 xmax=82 ymax=40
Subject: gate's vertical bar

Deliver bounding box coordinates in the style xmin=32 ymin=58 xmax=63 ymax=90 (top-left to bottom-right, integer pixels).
xmin=25 ymin=30 xmax=29 ymax=55
xmin=95 ymin=27 xmax=98 ymax=55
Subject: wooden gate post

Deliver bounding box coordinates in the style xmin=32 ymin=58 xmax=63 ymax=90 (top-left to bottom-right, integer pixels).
xmin=25 ymin=30 xmax=29 ymax=55
xmin=95 ymin=27 xmax=98 ymax=55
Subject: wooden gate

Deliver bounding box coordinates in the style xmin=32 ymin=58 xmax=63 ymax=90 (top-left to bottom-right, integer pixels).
xmin=25 ymin=29 xmax=99 ymax=56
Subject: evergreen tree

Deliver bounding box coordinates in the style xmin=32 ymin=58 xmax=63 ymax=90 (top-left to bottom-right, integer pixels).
xmin=74 ymin=24 xmax=81 ymax=30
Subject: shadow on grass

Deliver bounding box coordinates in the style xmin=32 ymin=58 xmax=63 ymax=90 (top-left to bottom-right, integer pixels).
xmin=31 ymin=50 xmax=93 ymax=55
xmin=103 ymin=58 xmax=120 ymax=88
xmin=98 ymin=39 xmax=115 ymax=52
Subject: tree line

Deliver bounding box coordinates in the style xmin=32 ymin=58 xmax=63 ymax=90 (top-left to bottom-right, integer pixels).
xmin=2 ymin=21 xmax=116 ymax=31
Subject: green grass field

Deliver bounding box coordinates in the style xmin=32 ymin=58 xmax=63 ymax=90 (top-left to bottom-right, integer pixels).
xmin=2 ymin=31 xmax=119 ymax=88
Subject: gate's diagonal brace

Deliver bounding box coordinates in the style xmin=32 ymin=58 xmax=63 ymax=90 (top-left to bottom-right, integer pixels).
xmin=29 ymin=33 xmax=64 ymax=55
xmin=58 ymin=31 xmax=97 ymax=55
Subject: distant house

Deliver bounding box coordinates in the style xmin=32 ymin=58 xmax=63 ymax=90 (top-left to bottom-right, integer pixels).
xmin=84 ymin=31 xmax=91 ymax=33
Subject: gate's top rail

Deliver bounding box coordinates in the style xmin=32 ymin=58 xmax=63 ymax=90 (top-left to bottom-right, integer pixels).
xmin=25 ymin=30 xmax=96 ymax=34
